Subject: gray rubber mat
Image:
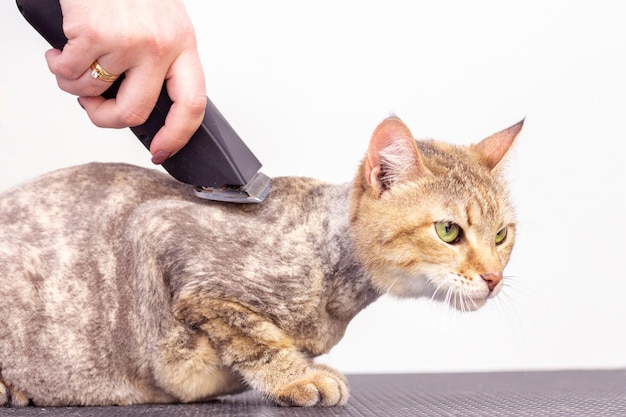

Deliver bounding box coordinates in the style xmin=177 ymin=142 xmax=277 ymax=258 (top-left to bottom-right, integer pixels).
xmin=3 ymin=370 xmax=625 ymax=416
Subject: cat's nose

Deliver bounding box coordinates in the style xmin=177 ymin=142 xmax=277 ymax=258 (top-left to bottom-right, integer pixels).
xmin=481 ymin=272 xmax=502 ymax=292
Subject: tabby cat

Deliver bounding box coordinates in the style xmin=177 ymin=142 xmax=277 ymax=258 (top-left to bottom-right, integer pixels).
xmin=0 ymin=116 xmax=522 ymax=407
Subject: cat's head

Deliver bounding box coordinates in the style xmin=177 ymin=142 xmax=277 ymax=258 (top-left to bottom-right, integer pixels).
xmin=350 ymin=117 xmax=522 ymax=311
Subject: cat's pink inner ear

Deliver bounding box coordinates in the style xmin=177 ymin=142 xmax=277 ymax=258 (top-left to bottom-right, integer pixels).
xmin=365 ymin=117 xmax=427 ymax=190
xmin=472 ymin=119 xmax=525 ymax=170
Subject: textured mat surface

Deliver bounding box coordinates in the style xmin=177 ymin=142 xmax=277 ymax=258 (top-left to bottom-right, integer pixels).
xmin=3 ymin=370 xmax=626 ymax=416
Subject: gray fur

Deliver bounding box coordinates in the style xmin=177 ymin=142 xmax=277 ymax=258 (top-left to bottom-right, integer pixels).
xmin=0 ymin=163 xmax=377 ymax=406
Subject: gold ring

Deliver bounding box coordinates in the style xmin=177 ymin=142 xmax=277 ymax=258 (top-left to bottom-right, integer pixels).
xmin=90 ymin=60 xmax=120 ymax=82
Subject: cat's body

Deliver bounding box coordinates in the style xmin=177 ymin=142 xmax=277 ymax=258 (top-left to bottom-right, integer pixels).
xmin=0 ymin=118 xmax=522 ymax=407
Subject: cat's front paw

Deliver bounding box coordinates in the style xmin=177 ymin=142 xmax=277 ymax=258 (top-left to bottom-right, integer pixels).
xmin=271 ymin=366 xmax=349 ymax=407
xmin=0 ymin=379 xmax=29 ymax=407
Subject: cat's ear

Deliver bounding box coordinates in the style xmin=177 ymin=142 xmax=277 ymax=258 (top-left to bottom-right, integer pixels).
xmin=365 ymin=117 xmax=431 ymax=195
xmin=471 ymin=119 xmax=524 ymax=171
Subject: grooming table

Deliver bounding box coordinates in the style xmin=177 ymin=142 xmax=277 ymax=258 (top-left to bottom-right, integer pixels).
xmin=3 ymin=370 xmax=625 ymax=416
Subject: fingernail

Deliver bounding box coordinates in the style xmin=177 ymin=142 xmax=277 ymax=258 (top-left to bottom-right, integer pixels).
xmin=77 ymin=97 xmax=85 ymax=110
xmin=151 ymin=150 xmax=172 ymax=165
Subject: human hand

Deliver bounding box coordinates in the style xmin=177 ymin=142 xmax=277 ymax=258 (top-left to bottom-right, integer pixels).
xmin=45 ymin=0 xmax=207 ymax=164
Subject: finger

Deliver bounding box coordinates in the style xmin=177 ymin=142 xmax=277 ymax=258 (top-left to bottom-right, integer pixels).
xmin=47 ymin=43 xmax=127 ymax=95
xmin=53 ymin=63 xmax=119 ymax=98
xmin=149 ymin=51 xmax=207 ymax=157
xmin=80 ymin=65 xmax=165 ymax=129
xmin=45 ymin=38 xmax=103 ymax=81
xmin=44 ymin=48 xmax=64 ymax=73
xmin=76 ymin=95 xmax=107 ymax=124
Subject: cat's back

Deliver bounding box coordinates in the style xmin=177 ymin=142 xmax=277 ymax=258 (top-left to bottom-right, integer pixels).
xmin=0 ymin=162 xmax=345 ymax=293
xmin=0 ymin=162 xmax=191 ymax=265
xmin=0 ymin=162 xmax=338 ymax=226
xmin=0 ymin=162 xmax=192 ymax=222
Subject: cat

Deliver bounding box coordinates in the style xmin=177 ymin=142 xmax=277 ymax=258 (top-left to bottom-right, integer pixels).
xmin=0 ymin=116 xmax=522 ymax=407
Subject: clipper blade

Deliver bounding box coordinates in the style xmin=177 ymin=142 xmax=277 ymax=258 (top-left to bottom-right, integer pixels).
xmin=194 ymin=172 xmax=271 ymax=204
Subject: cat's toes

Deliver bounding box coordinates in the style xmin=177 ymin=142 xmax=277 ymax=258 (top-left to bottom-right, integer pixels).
xmin=0 ymin=381 xmax=8 ymax=406
xmin=272 ymin=367 xmax=349 ymax=407
xmin=10 ymin=389 xmax=29 ymax=406
xmin=0 ymin=380 xmax=29 ymax=407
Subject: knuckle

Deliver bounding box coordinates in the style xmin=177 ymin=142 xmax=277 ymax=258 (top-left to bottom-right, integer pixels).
xmin=144 ymin=31 xmax=177 ymax=60
xmin=50 ymin=60 xmax=83 ymax=80
xmin=119 ymin=108 xmax=150 ymax=127
xmin=185 ymin=94 xmax=207 ymax=116
xmin=89 ymin=116 xmax=108 ymax=128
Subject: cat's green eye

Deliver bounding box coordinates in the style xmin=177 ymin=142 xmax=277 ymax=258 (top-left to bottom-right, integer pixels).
xmin=435 ymin=221 xmax=462 ymax=244
xmin=495 ymin=227 xmax=508 ymax=245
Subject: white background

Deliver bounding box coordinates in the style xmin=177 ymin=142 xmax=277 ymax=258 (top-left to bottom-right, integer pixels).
xmin=1 ymin=1 xmax=625 ymax=374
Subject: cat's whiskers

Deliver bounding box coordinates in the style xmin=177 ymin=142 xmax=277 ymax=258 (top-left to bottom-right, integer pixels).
xmin=462 ymin=288 xmax=476 ymax=313
xmin=431 ymin=282 xmax=455 ymax=328
xmin=495 ymin=290 xmax=518 ymax=328
xmin=491 ymin=275 xmax=532 ymax=348
xmin=456 ymin=290 xmax=465 ymax=313
xmin=502 ymin=275 xmax=534 ymax=300
xmin=466 ymin=289 xmax=480 ymax=312
xmin=444 ymin=286 xmax=454 ymax=310
xmin=500 ymin=276 xmax=532 ymax=318
xmin=430 ymin=281 xmax=445 ymax=303
xmin=460 ymin=284 xmax=468 ymax=312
